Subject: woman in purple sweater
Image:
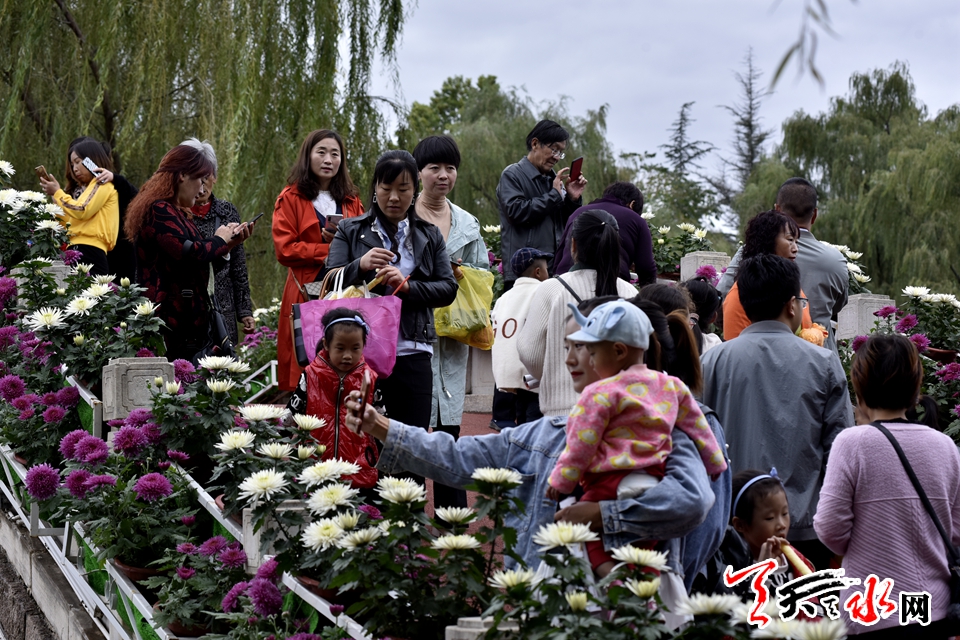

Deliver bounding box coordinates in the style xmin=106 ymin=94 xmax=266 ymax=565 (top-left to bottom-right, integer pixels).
xmin=814 ymin=334 xmax=960 ymax=638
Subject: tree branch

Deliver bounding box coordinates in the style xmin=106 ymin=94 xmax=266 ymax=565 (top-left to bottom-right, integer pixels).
xmin=0 ymin=70 xmax=49 ymax=143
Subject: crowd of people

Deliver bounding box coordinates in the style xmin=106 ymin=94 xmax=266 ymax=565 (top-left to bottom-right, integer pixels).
xmin=35 ymin=120 xmax=960 ymax=638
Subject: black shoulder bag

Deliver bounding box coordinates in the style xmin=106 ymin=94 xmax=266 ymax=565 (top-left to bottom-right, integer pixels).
xmin=872 ymin=420 xmax=960 ymax=629
xmin=186 ymin=213 xmax=237 ymax=365
xmin=552 ymin=275 xmax=582 ymax=304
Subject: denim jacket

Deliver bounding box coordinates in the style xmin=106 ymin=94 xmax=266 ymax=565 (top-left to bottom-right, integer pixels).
xmin=377 ymin=415 xmax=714 ymax=575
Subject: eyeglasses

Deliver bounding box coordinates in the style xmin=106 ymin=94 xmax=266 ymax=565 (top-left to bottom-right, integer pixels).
xmin=797 ymin=296 xmax=809 ymax=309
xmin=538 ymin=142 xmax=565 ymax=160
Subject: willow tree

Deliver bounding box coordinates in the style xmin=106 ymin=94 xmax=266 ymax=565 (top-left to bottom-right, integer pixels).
xmin=0 ymin=0 xmax=406 ymax=304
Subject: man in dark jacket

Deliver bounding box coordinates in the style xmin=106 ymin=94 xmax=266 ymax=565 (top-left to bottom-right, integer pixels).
xmin=554 ymin=181 xmax=656 ymax=285
xmin=496 ymin=119 xmax=586 ymax=288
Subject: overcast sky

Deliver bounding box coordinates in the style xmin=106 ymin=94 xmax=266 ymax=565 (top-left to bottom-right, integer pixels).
xmin=372 ymin=0 xmax=958 ymax=174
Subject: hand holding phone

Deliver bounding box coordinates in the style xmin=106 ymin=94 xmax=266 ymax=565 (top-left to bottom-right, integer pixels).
xmin=348 ymin=371 xmax=372 ymax=432
xmin=34 ymin=166 xmax=51 ymax=181
xmin=569 ymin=157 xmax=584 ymax=182
xmin=250 ymin=212 xmax=265 ymax=225
xmin=82 ymin=157 xmax=101 ymax=176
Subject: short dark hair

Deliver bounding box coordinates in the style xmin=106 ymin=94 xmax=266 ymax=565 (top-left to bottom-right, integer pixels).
xmin=743 ymin=210 xmax=800 ymax=259
xmin=525 ymin=119 xmax=569 ymax=151
xmin=851 ymin=334 xmax=923 ymax=413
xmin=320 ymin=307 xmax=368 ymax=353
xmin=736 ymin=254 xmax=800 ymax=323
xmin=776 ymin=177 xmax=818 ymax=222
xmin=636 ymin=283 xmax=693 ymax=316
xmin=732 ymin=469 xmax=786 ymax=524
xmin=521 ymin=258 xmax=548 ymax=278
xmin=412 ymin=135 xmax=461 ymax=170
xmin=602 ymin=181 xmax=644 ymax=213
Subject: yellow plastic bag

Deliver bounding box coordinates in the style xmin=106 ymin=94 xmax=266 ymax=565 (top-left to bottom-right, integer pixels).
xmin=434 ymin=266 xmax=495 ymax=349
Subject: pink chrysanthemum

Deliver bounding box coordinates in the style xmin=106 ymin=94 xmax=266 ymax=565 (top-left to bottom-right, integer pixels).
xmin=218 ymin=547 xmax=248 ymax=569
xmin=60 ymin=429 xmax=89 ymax=459
xmin=18 ymin=408 xmax=34 ymax=420
xmin=255 ymin=557 xmax=279 ymax=582
xmin=83 ymin=474 xmax=117 ymax=491
xmin=908 ymin=333 xmax=931 ymax=353
xmin=135 ymin=348 xmax=156 ymax=358
xmin=895 ymin=314 xmax=918 ymax=333
xmin=41 ymin=391 xmax=59 ymax=406
xmin=874 ymin=305 xmax=899 ymax=319
xmin=11 ymin=396 xmax=34 ymax=411
xmin=56 ymin=386 xmax=80 ymax=408
xmin=0 ymin=374 xmax=25 ymax=401
xmin=173 ymin=359 xmax=197 ymax=384
xmin=221 ymin=581 xmax=249 ymax=613
xmin=357 ymin=504 xmax=382 ymax=520
xmin=851 ymin=335 xmax=869 ymax=353
xmin=25 ymin=464 xmax=60 ymax=501
xmin=166 ymin=450 xmax=190 ymax=463
xmin=199 ymin=536 xmax=229 ymax=557
xmin=113 ymin=426 xmax=147 ymax=456
xmin=177 ymin=542 xmax=198 ymax=555
xmin=247 ymin=578 xmax=282 ymax=617
xmin=141 ymin=422 xmax=163 ymax=444
xmin=42 ymin=405 xmax=66 ymax=424
xmin=132 ymin=473 xmax=172 ymax=502
xmin=181 ymin=515 xmax=196 ymax=527
xmin=73 ymin=436 xmax=109 ymax=465
xmin=176 ymin=567 xmax=195 ymax=580
xmin=124 ymin=408 xmax=153 ymax=428
xmin=65 ymin=469 xmax=93 ymax=498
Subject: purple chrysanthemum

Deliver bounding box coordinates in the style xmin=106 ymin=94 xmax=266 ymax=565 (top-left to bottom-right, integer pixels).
xmin=59 ymin=430 xmax=89 ymax=460
xmin=141 ymin=422 xmax=163 ymax=444
xmin=181 ymin=515 xmax=196 ymax=527
xmin=25 ymin=464 xmax=60 ymax=501
xmin=908 ymin=333 xmax=931 ymax=353
xmin=11 ymin=396 xmax=34 ymax=411
xmin=135 ymin=348 xmax=156 ymax=358
xmin=874 ymin=305 xmax=899 ymax=319
xmin=953 ymin=404 xmax=960 ymax=419
xmin=937 ymin=364 xmax=960 ymax=383
xmin=157 ymin=461 xmax=171 ymax=470
xmin=65 ymin=469 xmax=92 ymax=498
xmin=0 ymin=277 xmax=15 ymax=307
xmin=56 ymin=386 xmax=80 ymax=408
xmin=199 ymin=536 xmax=229 ymax=557
xmin=113 ymin=426 xmax=147 ymax=456
xmin=177 ymin=542 xmax=198 ymax=555
xmin=851 ymin=335 xmax=869 ymax=353
xmin=247 ymin=578 xmax=282 ymax=617
xmin=0 ymin=374 xmax=26 ymax=402
xmin=218 ymin=547 xmax=248 ymax=568
xmin=73 ymin=436 xmax=109 ymax=465
xmin=233 ymin=414 xmax=246 ymax=428
xmin=286 ymin=635 xmax=322 ymax=640
xmin=895 ymin=314 xmax=918 ymax=333
xmin=124 ymin=408 xmax=153 ymax=428
xmin=328 ymin=605 xmax=344 ymax=616
xmin=42 ymin=405 xmax=66 ymax=424
xmin=357 ymin=504 xmax=382 ymax=520
xmin=695 ymin=264 xmax=718 ymax=281
xmin=133 ymin=473 xmax=172 ymax=502
xmin=173 ymin=359 xmax=197 ymax=384
xmin=41 ymin=391 xmax=59 ymax=406
xmin=61 ymin=249 xmax=82 ymax=266
xmin=18 ymin=408 xmax=34 ymax=420
xmin=255 ymin=557 xmax=279 ymax=582
xmin=84 ymin=474 xmax=117 ymax=491
xmin=166 ymin=450 xmax=190 ymax=463
xmin=176 ymin=567 xmax=196 ymax=580
xmin=0 ymin=326 xmax=18 ymax=349
xmin=221 ymin=581 xmax=249 ymax=613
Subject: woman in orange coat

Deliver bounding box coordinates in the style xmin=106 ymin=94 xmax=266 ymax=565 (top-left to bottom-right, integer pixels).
xmin=273 ymin=129 xmax=364 ymax=390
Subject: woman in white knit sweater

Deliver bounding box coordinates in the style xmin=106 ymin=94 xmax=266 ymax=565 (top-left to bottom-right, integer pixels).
xmin=517 ymin=209 xmax=637 ymax=416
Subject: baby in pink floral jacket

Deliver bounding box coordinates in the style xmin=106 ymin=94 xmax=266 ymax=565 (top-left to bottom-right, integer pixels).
xmin=546 ymin=300 xmax=727 ymax=575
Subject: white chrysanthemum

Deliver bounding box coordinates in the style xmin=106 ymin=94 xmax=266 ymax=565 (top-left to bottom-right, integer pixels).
xmin=206 ymin=378 xmax=237 ymax=394
xmin=610 ymin=546 xmax=669 ymax=570
xmin=488 ymin=568 xmax=536 ymax=590
xmin=215 ymin=430 xmax=256 ymax=451
xmin=853 ymin=273 xmax=871 ymax=283
xmin=134 ymin=301 xmax=157 ymax=316
xmin=119 ymin=277 xmax=131 ymax=287
xmin=677 ymin=222 xmax=696 ymax=233
xmin=35 ymin=219 xmax=61 ymax=231
xmin=470 ymin=467 xmax=522 ymax=486
xmin=301 ymin=519 xmax=343 ymax=551
xmin=565 ymin=592 xmax=589 ymax=611
xmin=658 ymin=225 xmax=671 ymax=235
xmin=307 ymin=483 xmax=359 ymax=515
xmin=794 ymin=619 xmax=848 ymax=640
xmin=0 ymin=189 xmax=24 ymax=211
xmin=292 ymin=414 xmax=326 ymax=431
xmin=625 ymin=577 xmax=660 ymax=599
xmin=82 ymin=283 xmax=112 ymax=298
xmin=93 ymin=274 xmax=115 ymax=285
xmin=197 ymin=355 xmax=234 ymax=370
xmin=377 ymin=477 xmax=427 ymax=504
xmin=334 ymin=511 xmax=360 ymax=530
xmin=25 ymin=307 xmax=66 ymax=332
xmin=843 ymin=250 xmax=863 ymax=260
xmin=640 ymin=212 xmax=655 ymax=220
xmin=432 ymin=534 xmax=481 ymax=551
xmin=257 ymin=443 xmax=293 ymax=459
xmin=239 ymin=404 xmax=286 ymax=422
xmin=297 ymin=445 xmax=317 ymax=460
xmin=20 ymin=190 xmax=45 ymax=202
xmin=694 ymin=228 xmax=708 ymax=240
xmin=903 ymin=285 xmax=930 ymax=298
xmin=951 ymin=298 xmax=960 ymax=310
xmin=72 ymin=263 xmax=93 ymax=274
xmin=531 ymin=522 xmax=599 ymax=550
xmin=751 ymin=618 xmax=804 ymax=639
xmin=673 ymin=593 xmax=742 ymax=616
xmin=845 ymin=262 xmax=862 ymax=274
xmin=73 ymin=334 xmax=85 ymax=346
xmin=0 ymin=160 xmax=14 ymax=177
xmin=435 ymin=507 xmax=475 ymax=525
xmin=238 ymin=469 xmax=288 ymax=502
xmin=225 ymin=360 xmax=251 ymax=374
xmin=165 ymin=381 xmax=181 ymax=394
xmin=55 ymin=288 xmax=66 ymax=295
xmin=920 ymin=294 xmax=936 ymax=303
xmin=481 ymin=225 xmax=501 ymax=234
xmin=42 ymin=203 xmax=62 ymax=217
xmin=65 ymin=296 xmax=98 ymax=316
xmin=338 ymin=526 xmax=382 ymax=550
xmin=300 ymin=459 xmax=362 ymax=486
xmin=657 ymin=238 xmax=665 ymax=245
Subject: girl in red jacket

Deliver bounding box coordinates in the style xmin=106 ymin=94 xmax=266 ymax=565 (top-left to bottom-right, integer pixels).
xmin=287 ymin=308 xmax=379 ymax=490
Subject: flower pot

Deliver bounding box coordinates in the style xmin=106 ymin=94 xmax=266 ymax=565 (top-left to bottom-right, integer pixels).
xmin=152 ymin=603 xmax=208 ymax=637
xmin=113 ymin=557 xmax=164 ymax=584
xmin=658 ymin=271 xmax=681 ymax=283
xmin=295 ymin=575 xmax=340 ymax=601
xmin=214 ymin=493 xmax=243 ymax=526
xmin=927 ymin=348 xmax=958 ymax=365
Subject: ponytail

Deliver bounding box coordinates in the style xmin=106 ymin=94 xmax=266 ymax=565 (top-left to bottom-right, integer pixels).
xmin=908 ymin=395 xmax=940 ymax=431
xmin=665 ymin=310 xmax=702 ymax=395
xmin=571 ymin=209 xmax=622 ymax=297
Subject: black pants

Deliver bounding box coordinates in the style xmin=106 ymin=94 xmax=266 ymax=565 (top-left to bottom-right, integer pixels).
xmin=434 ymin=423 xmax=467 ymax=509
xmin=379 ymin=353 xmax=433 ymax=489
xmin=515 ymin=389 xmax=542 ymax=424
xmin=73 ymin=244 xmax=110 ymax=277
xmin=491 ymin=388 xmax=517 ymax=431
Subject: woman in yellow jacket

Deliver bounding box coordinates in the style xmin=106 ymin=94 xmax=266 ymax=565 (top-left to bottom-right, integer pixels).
xmin=39 ymin=138 xmax=119 ymax=276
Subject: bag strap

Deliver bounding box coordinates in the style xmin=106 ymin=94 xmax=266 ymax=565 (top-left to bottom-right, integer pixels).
xmin=871 ymin=421 xmax=960 ymax=566
xmin=552 ymin=275 xmax=582 ymax=304
xmin=318 ymin=267 xmax=342 ymax=300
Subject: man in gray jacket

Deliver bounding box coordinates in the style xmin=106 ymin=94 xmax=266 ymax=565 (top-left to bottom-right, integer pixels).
xmin=703 ymin=254 xmax=852 ymax=570
xmin=718 ymin=178 xmax=849 ymax=352
xmin=497 ymin=119 xmax=586 ymax=288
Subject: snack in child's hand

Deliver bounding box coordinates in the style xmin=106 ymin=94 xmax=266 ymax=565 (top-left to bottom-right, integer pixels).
xmin=781 ymin=542 xmax=811 ymax=576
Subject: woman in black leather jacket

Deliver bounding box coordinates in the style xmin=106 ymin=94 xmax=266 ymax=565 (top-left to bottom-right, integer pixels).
xmin=325 ymin=150 xmax=457 ymax=435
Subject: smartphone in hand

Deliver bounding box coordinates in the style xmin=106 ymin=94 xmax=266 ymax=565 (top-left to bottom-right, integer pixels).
xmin=569 ymin=157 xmax=584 ymax=181
xmin=82 ymin=157 xmax=101 ymax=175
xmin=34 ymin=166 xmax=51 ymax=181
xmin=325 ymin=213 xmax=343 ymax=234
xmin=348 ymin=370 xmax=372 ymax=432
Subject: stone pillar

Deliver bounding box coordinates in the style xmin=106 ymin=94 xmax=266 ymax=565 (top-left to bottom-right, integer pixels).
xmin=836 ymin=294 xmax=895 ymax=340
xmin=680 ymin=251 xmax=731 ymax=282
xmin=463 ymin=347 xmax=495 ymax=414
xmin=11 ymin=260 xmax=71 ymax=291
xmin=101 ymin=357 xmax=175 ymax=421
xmin=446 ymin=617 xmax=518 ymax=640
xmin=242 ymin=501 xmax=307 ymax=569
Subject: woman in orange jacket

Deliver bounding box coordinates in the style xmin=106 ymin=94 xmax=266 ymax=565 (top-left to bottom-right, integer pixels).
xmin=272 ymin=129 xmax=364 ymax=391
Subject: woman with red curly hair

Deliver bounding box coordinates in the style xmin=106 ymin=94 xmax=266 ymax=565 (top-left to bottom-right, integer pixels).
xmin=126 ymin=145 xmax=253 ymax=362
